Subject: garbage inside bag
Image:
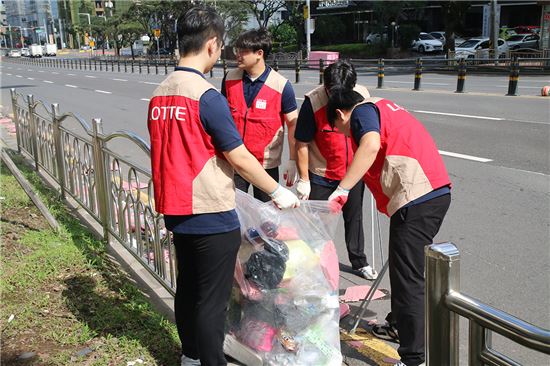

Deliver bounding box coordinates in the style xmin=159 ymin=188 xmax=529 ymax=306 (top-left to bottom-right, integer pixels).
xmin=225 ymin=190 xmax=342 ymax=366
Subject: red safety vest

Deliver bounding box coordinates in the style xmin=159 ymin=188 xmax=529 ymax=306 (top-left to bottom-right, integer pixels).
xmin=353 ymin=98 xmax=451 ymax=216
xmin=306 ymin=85 xmax=370 ymax=180
xmin=148 ymin=71 xmax=235 ymax=215
xmin=224 ymin=68 xmax=287 ymax=168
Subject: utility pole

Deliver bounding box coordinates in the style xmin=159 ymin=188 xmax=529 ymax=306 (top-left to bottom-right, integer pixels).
xmin=8 ymin=24 xmax=13 ymax=48
xmin=490 ymin=0 xmax=498 ymax=62
xmin=305 ymin=0 xmax=310 ymax=59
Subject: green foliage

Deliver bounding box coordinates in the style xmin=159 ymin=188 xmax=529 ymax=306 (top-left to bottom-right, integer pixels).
xmin=398 ymin=23 xmax=421 ymax=50
xmin=206 ymin=0 xmax=249 ymax=48
xmin=270 ymin=23 xmax=297 ymax=49
xmin=313 ymin=15 xmax=347 ymax=45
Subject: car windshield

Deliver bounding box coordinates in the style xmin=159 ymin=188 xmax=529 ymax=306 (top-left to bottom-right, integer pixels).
xmin=507 ymin=35 xmax=525 ymax=41
xmin=457 ymin=40 xmax=480 ymax=48
xmin=419 ymin=34 xmax=436 ymax=40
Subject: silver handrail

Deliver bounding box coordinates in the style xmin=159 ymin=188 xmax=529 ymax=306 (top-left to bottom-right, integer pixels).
xmin=426 ymin=243 xmax=550 ymax=366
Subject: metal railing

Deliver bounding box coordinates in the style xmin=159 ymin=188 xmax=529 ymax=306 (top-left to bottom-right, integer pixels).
xmin=10 ymin=89 xmax=177 ymax=296
xmin=425 ymin=243 xmax=550 ymax=365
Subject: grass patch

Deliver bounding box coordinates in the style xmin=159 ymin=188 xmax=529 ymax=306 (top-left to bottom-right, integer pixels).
xmin=0 ymin=153 xmax=181 ymax=365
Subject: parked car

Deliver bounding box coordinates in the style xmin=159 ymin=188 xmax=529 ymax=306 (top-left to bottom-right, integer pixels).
xmin=411 ymin=32 xmax=443 ymax=53
xmin=21 ymin=47 xmax=30 ymax=57
xmin=514 ymin=25 xmax=540 ymax=35
xmin=8 ymin=49 xmax=22 ymax=58
xmin=364 ymin=32 xmax=387 ymax=45
xmin=454 ymin=37 xmax=508 ymax=59
xmin=499 ymin=27 xmax=517 ymax=40
xmin=429 ymin=31 xmax=446 ymax=43
xmin=429 ymin=31 xmax=466 ymax=47
xmin=507 ymin=34 xmax=540 ymax=50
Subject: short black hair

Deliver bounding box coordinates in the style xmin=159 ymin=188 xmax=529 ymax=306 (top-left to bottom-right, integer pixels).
xmin=177 ymin=5 xmax=224 ymax=57
xmin=326 ymin=86 xmax=365 ymax=127
xmin=235 ymin=28 xmax=272 ymax=59
xmin=323 ymin=59 xmax=357 ymax=90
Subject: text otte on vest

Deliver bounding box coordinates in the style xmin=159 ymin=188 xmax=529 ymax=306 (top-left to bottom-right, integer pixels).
xmin=150 ymin=106 xmax=187 ymax=121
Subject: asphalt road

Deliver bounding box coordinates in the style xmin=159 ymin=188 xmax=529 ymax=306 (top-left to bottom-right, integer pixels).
xmin=1 ymin=58 xmax=549 ymax=365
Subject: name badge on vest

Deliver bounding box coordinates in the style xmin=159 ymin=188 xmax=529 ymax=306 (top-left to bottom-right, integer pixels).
xmin=255 ymin=99 xmax=267 ymax=110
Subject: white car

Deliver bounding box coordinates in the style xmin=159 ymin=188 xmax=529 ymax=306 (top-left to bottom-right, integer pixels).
xmin=411 ymin=33 xmax=443 ymax=53
xmin=21 ymin=47 xmax=30 ymax=57
xmin=454 ymin=37 xmax=509 ymax=59
xmin=9 ymin=49 xmax=22 ymax=58
xmin=429 ymin=31 xmax=466 ymax=47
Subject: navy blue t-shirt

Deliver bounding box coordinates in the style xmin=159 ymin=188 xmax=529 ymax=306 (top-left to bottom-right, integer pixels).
xmin=350 ymin=103 xmax=449 ymax=207
xmin=221 ymin=66 xmax=297 ymax=114
xmin=163 ymin=67 xmax=243 ymax=235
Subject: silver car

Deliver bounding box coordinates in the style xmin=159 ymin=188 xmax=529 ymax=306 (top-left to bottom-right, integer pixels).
xmin=507 ymin=34 xmax=540 ymax=50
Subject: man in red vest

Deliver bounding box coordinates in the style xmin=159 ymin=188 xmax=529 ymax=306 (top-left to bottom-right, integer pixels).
xmin=326 ymin=87 xmax=451 ymax=366
xmin=222 ymin=28 xmax=299 ymax=201
xmin=147 ymin=6 xmax=299 ymax=366
xmin=295 ymin=60 xmax=378 ymax=280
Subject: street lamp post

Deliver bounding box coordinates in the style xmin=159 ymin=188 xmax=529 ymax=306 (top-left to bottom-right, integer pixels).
xmin=391 ymin=21 xmax=396 ymax=48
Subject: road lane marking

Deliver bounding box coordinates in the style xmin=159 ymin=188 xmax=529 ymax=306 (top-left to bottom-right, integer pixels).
xmin=68 ymin=73 xmax=75 ymax=76
xmin=140 ymin=98 xmax=150 ymax=102
xmin=412 ymin=110 xmax=504 ymax=121
xmin=27 ymin=69 xmax=33 ymax=71
xmin=113 ymin=78 xmax=127 ymax=82
xmin=27 ymin=77 xmax=34 ymax=80
xmin=43 ymin=80 xmax=54 ymax=84
xmin=142 ymin=81 xmax=160 ymax=85
xmin=15 ymin=75 xmax=22 ymax=78
xmin=65 ymin=84 xmax=78 ymax=88
xmin=6 ymin=73 xmax=11 ymax=75
xmin=95 ymin=89 xmax=112 ymax=94
xmin=439 ymin=150 xmax=492 ymax=163
xmin=38 ymin=70 xmax=44 ymax=73
xmin=52 ymin=72 xmax=59 ymax=74
xmin=85 ymin=75 xmax=96 ymax=78
xmin=296 ymin=97 xmax=305 ymax=101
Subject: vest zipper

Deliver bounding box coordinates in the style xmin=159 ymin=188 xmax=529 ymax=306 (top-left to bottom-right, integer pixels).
xmin=243 ymin=107 xmax=250 ymax=139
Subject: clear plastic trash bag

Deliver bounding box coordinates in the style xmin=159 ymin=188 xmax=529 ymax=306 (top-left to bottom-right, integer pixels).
xmin=225 ymin=190 xmax=342 ymax=366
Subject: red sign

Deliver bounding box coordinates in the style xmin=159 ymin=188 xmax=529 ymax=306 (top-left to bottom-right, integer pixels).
xmin=544 ymin=12 xmax=550 ymax=21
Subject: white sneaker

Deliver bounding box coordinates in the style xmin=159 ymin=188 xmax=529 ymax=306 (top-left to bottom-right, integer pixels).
xmin=181 ymin=354 xmax=201 ymax=366
xmin=393 ymin=362 xmax=425 ymax=366
xmin=357 ymin=265 xmax=378 ymax=280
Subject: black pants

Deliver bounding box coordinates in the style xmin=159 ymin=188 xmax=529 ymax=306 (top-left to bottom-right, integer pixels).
xmin=174 ymin=229 xmax=241 ymax=366
xmin=310 ymin=180 xmax=368 ymax=269
xmin=234 ymin=167 xmax=279 ymax=203
xmin=389 ymin=194 xmax=451 ymax=366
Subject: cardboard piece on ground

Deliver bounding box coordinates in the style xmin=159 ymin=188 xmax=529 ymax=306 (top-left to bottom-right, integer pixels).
xmin=339 ymin=285 xmax=385 ymax=302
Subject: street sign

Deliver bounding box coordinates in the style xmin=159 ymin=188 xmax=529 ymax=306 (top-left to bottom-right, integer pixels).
xmin=35 ymin=29 xmax=43 ymax=34
xmin=153 ymin=29 xmax=161 ymax=38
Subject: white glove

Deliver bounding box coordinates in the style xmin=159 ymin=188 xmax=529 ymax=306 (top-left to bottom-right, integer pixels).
xmin=283 ymin=160 xmax=298 ymax=187
xmin=328 ymin=185 xmax=350 ymax=213
xmin=296 ymin=178 xmax=311 ymax=200
xmin=270 ymin=184 xmax=300 ymax=209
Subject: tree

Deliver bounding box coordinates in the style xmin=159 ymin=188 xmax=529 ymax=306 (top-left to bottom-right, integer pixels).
xmin=440 ymin=1 xmax=471 ymax=52
xmin=240 ymin=0 xmax=286 ymax=28
xmin=205 ymin=0 xmax=249 ymax=49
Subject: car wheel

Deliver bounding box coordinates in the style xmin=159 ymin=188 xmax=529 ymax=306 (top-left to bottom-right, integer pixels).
xmin=418 ymin=45 xmax=425 ymax=53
